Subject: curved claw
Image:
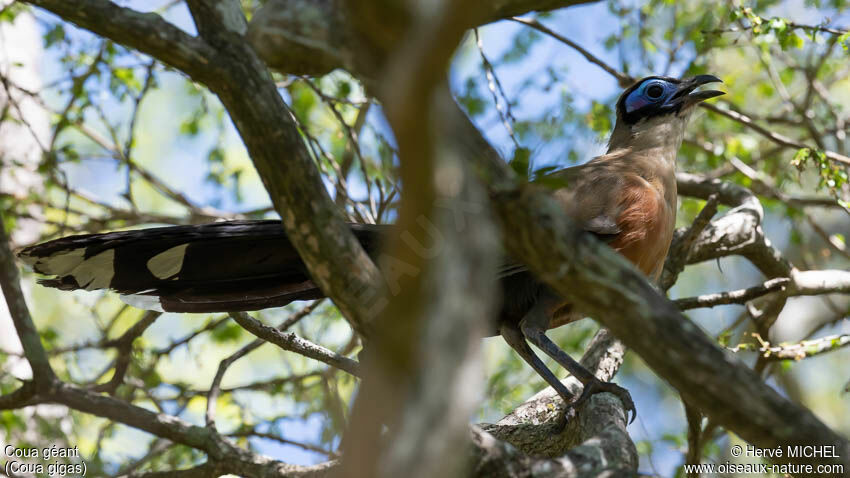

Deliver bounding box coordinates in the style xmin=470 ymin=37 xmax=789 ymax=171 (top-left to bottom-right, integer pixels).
xmin=566 ymin=379 xmax=637 ymax=425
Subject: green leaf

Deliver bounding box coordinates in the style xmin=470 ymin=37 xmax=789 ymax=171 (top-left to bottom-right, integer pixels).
xmin=509 ymin=147 xmax=531 ymax=179
xmin=838 ymin=31 xmax=850 ymax=50
xmin=180 ymin=117 xmax=200 ymax=136
xmin=587 ymin=100 xmax=613 ymax=137
xmin=500 ymin=29 xmax=542 ymax=64
xmin=211 ymin=321 xmax=244 ymax=343
xmin=336 ymin=80 xmax=352 ymax=98
xmin=791 ymin=147 xmax=812 ymax=170
xmin=769 ymin=18 xmax=787 ymax=32
xmin=113 ymin=67 xmax=142 ymax=91
xmin=44 ymin=24 xmax=65 ymax=48
xmin=780 ymin=32 xmax=804 ymax=50
xmin=208 ymin=147 xmax=225 ymax=164
xmin=0 ymin=3 xmax=25 ymax=23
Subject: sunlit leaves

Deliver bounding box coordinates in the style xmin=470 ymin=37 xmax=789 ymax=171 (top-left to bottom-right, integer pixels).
xmin=288 ymin=81 xmax=318 ymax=124
xmin=0 ymin=2 xmax=26 ymax=23
xmin=792 ymin=148 xmax=849 ymax=198
xmin=587 ymin=100 xmax=613 ymax=138
xmin=839 ymin=31 xmax=850 ymax=50
xmin=110 ymin=67 xmax=142 ymax=97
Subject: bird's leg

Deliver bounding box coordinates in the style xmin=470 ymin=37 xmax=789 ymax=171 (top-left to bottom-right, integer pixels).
xmin=500 ymin=322 xmax=577 ymax=431
xmin=519 ymin=290 xmax=636 ymax=424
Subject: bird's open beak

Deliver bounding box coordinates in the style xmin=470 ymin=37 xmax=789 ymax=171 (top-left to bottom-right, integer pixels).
xmin=668 ymin=74 xmax=725 ymax=109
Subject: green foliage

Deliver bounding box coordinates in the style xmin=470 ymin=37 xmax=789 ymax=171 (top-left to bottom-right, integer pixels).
xmin=44 ymin=24 xmax=66 ymax=48
xmin=792 ymin=148 xmax=849 ymax=204
xmin=734 ymin=8 xmax=807 ymax=50
xmin=210 ymin=320 xmax=246 ymax=343
xmin=288 ymin=81 xmax=317 ymax=124
xmin=458 ymin=77 xmax=488 ymax=117
xmin=839 ymin=31 xmax=850 ymax=49
xmin=0 ymin=2 xmax=25 ymax=23
xmin=587 ymin=100 xmax=613 ymax=138
xmin=499 ymin=28 xmax=542 ymax=64
xmin=509 ymin=146 xmax=531 ymax=179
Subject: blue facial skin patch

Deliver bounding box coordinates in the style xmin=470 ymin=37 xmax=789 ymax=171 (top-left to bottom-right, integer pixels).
xmin=624 ymin=79 xmax=676 ymax=113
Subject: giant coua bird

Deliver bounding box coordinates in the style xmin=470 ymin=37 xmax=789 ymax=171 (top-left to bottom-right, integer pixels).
xmin=17 ymin=74 xmax=724 ymax=423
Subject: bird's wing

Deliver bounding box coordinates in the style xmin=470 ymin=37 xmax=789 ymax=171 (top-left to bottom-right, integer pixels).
xmin=499 ymin=152 xmax=671 ymax=279
xmin=550 ymin=155 xmax=673 ymax=278
xmin=548 ymin=158 xmax=628 ymax=240
xmin=497 ymin=159 xmax=625 ymax=279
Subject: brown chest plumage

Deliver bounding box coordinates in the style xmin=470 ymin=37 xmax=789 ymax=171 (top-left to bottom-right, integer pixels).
xmin=608 ymin=174 xmax=676 ymax=281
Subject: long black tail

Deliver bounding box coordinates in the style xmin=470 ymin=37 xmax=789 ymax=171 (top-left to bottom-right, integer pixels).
xmin=18 ymin=220 xmax=388 ymax=313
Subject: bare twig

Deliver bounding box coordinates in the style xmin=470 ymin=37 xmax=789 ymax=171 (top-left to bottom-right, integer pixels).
xmin=675 ymin=277 xmax=790 ymax=310
xmin=228 ymin=311 xmax=360 ymax=377
xmin=206 ymin=301 xmax=322 ymax=427
xmin=703 ymin=103 xmax=850 ymax=166
xmin=732 ymin=334 xmax=850 ymax=361
xmin=510 ymin=16 xmax=633 ymax=87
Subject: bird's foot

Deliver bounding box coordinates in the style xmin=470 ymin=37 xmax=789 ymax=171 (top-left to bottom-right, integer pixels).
xmin=566 ymin=379 xmax=636 ymax=424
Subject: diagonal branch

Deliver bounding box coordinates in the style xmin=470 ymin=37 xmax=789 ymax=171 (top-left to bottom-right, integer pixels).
xmin=661 ymin=193 xmax=719 ymax=290
xmin=483 ymin=0 xmax=600 ymax=24
xmin=703 ymin=103 xmax=850 ymax=166
xmin=0 ymin=212 xmax=56 ymax=387
xmin=24 ymin=0 xmax=218 ymax=83
xmin=229 ymin=311 xmax=360 ymax=377
xmin=509 ymin=16 xmax=633 ymax=86
xmin=482 ymin=328 xmax=635 ymax=465
xmin=675 ymin=277 xmax=790 ymax=310
xmin=675 ymin=269 xmax=850 ymax=310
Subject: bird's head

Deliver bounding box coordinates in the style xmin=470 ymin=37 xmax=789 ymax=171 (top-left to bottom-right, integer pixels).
xmin=608 ymin=75 xmax=724 ymax=153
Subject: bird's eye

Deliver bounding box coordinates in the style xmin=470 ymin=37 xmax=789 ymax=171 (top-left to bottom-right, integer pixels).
xmin=646 ymin=84 xmax=664 ymax=99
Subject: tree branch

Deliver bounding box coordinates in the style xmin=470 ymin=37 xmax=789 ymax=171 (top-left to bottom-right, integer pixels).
xmin=703 ymin=103 xmax=850 ymax=167
xmin=0 ymin=380 xmax=334 ymax=477
xmin=23 ymin=0 xmax=218 ymax=84
xmin=483 ymin=0 xmax=600 ymax=24
xmin=734 ymin=334 xmax=850 ymax=361
xmin=675 ymin=277 xmax=790 ymax=310
xmin=675 ymin=270 xmax=850 ymax=310
xmin=661 ymin=193 xmax=719 ymax=290
xmin=0 ymin=210 xmax=56 ymax=387
xmin=509 ymin=17 xmax=633 ymax=86
xmin=482 ymin=328 xmax=636 ymax=465
xmin=229 ymin=311 xmax=361 ymax=378
xmin=337 ymin=2 xmax=500 ymax=478
xmin=675 ymin=172 xmax=793 ymax=279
